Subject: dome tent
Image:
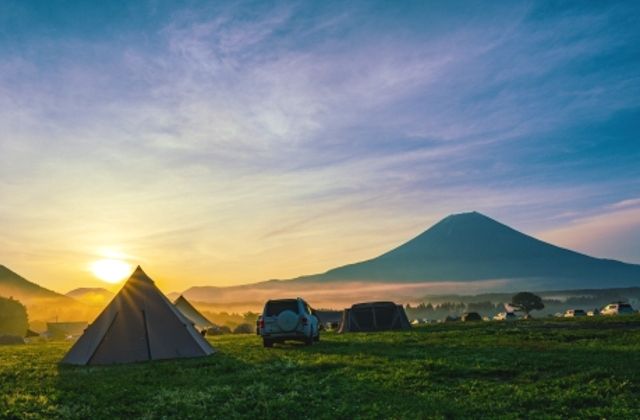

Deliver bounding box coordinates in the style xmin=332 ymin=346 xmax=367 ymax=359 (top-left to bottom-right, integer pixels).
xmin=61 ymin=266 xmax=214 ymax=365
xmin=338 ymin=301 xmax=411 ymax=333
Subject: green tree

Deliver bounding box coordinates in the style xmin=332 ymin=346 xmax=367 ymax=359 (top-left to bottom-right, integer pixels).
xmin=510 ymin=292 xmax=544 ymax=316
xmin=0 ymin=297 xmax=28 ymax=336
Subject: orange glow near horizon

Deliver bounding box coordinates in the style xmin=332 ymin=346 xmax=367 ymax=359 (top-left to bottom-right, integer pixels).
xmin=3 ymin=205 xmax=639 ymax=295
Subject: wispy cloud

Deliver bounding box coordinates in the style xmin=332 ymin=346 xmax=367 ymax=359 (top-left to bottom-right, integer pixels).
xmin=538 ymin=203 xmax=640 ymax=263
xmin=610 ymin=198 xmax=640 ymax=209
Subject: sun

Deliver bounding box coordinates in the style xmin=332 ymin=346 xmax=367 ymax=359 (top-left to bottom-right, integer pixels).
xmin=91 ymin=259 xmax=132 ymax=284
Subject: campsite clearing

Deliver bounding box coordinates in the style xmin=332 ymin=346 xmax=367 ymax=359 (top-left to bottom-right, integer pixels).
xmin=2 ymin=316 xmax=640 ymax=418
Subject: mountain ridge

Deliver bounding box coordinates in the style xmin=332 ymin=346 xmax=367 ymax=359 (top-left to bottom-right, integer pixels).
xmin=290 ymin=211 xmax=640 ymax=286
xmin=174 ymin=211 xmax=640 ymax=306
xmin=0 ymin=265 xmax=72 ymax=303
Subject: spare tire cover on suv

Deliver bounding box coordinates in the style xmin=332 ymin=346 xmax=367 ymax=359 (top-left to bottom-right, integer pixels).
xmin=277 ymin=310 xmax=299 ymax=332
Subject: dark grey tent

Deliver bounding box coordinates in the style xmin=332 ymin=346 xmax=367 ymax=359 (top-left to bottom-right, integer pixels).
xmin=173 ymin=295 xmax=217 ymax=332
xmin=461 ymin=312 xmax=482 ymax=322
xmin=25 ymin=329 xmax=40 ymax=338
xmin=338 ymin=301 xmax=411 ymax=333
xmin=61 ymin=266 xmax=215 ymax=365
xmin=314 ymin=310 xmax=343 ymax=329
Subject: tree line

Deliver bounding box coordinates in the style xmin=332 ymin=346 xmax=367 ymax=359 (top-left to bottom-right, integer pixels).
xmin=405 ymin=292 xmax=546 ymax=320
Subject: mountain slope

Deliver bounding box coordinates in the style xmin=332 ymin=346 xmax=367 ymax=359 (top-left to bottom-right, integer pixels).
xmin=0 ymin=265 xmax=71 ymax=302
xmin=294 ymin=212 xmax=640 ymax=287
xmin=0 ymin=265 xmax=106 ymax=324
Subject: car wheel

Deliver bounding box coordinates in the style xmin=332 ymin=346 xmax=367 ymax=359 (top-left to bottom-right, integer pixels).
xmin=263 ymin=338 xmax=273 ymax=348
xmin=305 ymin=335 xmax=313 ymax=346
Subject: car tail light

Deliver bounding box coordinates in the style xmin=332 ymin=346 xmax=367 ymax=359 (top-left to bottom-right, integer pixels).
xmin=300 ymin=316 xmax=308 ymax=326
xmin=259 ymin=319 xmax=264 ymax=328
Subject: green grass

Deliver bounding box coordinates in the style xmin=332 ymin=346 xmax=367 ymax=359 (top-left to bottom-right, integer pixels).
xmin=2 ymin=316 xmax=640 ymax=419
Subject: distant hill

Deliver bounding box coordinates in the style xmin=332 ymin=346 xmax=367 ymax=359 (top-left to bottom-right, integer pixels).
xmin=0 ymin=265 xmax=70 ymax=303
xmin=0 ymin=265 xmax=100 ymax=325
xmin=66 ymin=287 xmax=115 ymax=307
xmin=294 ymin=211 xmax=640 ymax=288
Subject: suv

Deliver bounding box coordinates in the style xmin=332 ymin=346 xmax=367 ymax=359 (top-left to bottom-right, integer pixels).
xmin=601 ymin=302 xmax=634 ymax=316
xmin=257 ymin=298 xmax=320 ymax=347
xmin=493 ymin=312 xmax=516 ymax=321
xmin=563 ymin=309 xmax=586 ymax=318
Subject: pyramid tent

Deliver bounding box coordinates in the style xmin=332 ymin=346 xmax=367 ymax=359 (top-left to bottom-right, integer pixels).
xmin=338 ymin=301 xmax=411 ymax=333
xmin=174 ymin=295 xmax=217 ymax=332
xmin=61 ymin=266 xmax=215 ymax=365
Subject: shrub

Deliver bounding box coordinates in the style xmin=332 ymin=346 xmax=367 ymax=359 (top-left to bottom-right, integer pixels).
xmin=205 ymin=325 xmax=226 ymax=335
xmin=233 ymin=323 xmax=254 ymax=334
xmin=0 ymin=297 xmax=28 ymax=337
xmin=208 ymin=325 xmax=232 ymax=335
xmin=0 ymin=335 xmax=25 ymax=345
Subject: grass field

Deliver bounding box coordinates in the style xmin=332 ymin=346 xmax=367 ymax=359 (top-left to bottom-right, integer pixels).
xmin=2 ymin=316 xmax=640 ymax=419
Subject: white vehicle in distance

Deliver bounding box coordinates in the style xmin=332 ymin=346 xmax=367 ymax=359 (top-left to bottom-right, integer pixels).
xmin=493 ymin=312 xmax=516 ymax=321
xmin=563 ymin=309 xmax=586 ymax=318
xmin=257 ymin=298 xmax=320 ymax=347
xmin=601 ymin=302 xmax=634 ymax=316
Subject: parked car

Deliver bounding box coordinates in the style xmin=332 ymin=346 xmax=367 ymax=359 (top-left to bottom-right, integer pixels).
xmin=601 ymin=302 xmax=635 ymax=316
xmin=325 ymin=321 xmax=340 ymax=331
xmin=587 ymin=309 xmax=600 ymax=317
xmin=461 ymin=312 xmax=482 ymax=322
xmin=563 ymin=309 xmax=586 ymax=318
xmin=493 ymin=312 xmax=516 ymax=321
xmin=257 ymin=298 xmax=320 ymax=347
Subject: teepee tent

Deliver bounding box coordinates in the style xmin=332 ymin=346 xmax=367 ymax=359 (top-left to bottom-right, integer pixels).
xmin=61 ymin=266 xmax=215 ymax=365
xmin=174 ymin=295 xmax=217 ymax=332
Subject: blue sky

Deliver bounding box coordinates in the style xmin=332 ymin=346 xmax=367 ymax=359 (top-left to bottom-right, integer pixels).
xmin=1 ymin=1 xmax=639 ymax=291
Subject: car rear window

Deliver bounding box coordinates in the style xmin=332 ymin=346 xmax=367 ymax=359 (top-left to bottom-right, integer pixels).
xmin=265 ymin=300 xmax=299 ymax=316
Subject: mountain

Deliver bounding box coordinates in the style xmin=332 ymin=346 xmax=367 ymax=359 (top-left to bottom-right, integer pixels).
xmin=177 ymin=211 xmax=640 ymax=309
xmin=66 ymin=287 xmax=115 ymax=307
xmin=295 ymin=211 xmax=640 ymax=288
xmin=0 ymin=265 xmax=102 ymax=325
xmin=0 ymin=265 xmax=71 ymax=303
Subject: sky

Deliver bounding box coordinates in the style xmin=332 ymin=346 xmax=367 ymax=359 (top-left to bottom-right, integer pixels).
xmin=0 ymin=0 xmax=639 ymax=293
